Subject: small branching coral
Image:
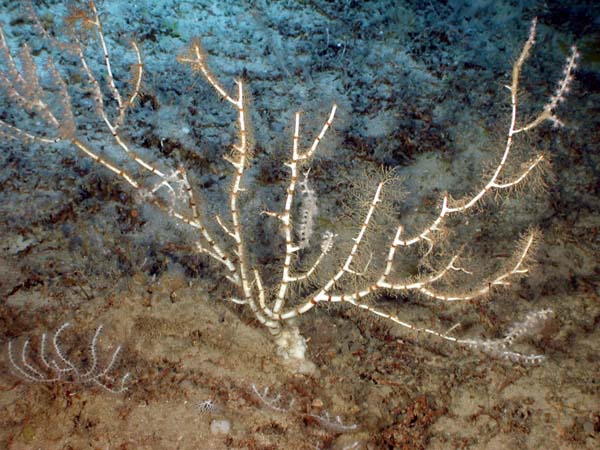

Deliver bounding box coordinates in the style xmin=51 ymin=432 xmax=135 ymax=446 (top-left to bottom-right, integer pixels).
xmin=251 ymin=383 xmax=358 ymax=432
xmin=7 ymin=323 xmax=130 ymax=394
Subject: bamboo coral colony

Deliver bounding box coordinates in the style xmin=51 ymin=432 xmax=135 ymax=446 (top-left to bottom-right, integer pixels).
xmin=0 ymin=2 xmax=577 ymax=367
xmin=8 ymin=323 xmax=130 ymax=393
